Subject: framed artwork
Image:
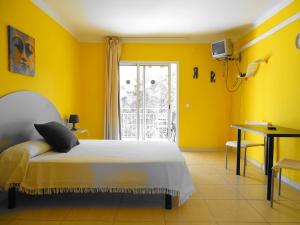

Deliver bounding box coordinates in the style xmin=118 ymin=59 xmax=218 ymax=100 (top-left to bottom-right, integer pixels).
xmin=8 ymin=26 xmax=35 ymax=76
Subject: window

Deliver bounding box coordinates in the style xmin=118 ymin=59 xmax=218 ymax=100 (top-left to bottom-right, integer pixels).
xmin=119 ymin=62 xmax=178 ymax=141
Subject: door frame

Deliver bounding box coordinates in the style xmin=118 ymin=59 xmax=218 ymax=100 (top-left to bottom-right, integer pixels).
xmin=119 ymin=61 xmax=179 ymax=145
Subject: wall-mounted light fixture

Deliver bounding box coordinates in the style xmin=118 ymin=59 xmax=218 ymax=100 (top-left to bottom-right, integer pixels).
xmin=238 ymin=58 xmax=268 ymax=78
xmin=296 ymin=33 xmax=300 ymax=49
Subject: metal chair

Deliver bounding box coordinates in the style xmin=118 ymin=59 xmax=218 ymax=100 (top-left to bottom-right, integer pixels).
xmin=271 ymin=158 xmax=300 ymax=207
xmin=225 ymin=121 xmax=268 ymax=176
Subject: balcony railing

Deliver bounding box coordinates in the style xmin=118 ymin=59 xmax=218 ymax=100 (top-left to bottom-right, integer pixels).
xmin=120 ymin=108 xmax=169 ymax=139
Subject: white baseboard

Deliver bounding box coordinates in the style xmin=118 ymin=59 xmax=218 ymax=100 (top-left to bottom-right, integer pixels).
xmin=280 ymin=175 xmax=300 ymax=190
xmin=180 ymin=147 xmax=225 ymax=152
xmin=247 ymin=157 xmax=300 ymax=190
xmin=247 ymin=157 xmax=265 ymax=171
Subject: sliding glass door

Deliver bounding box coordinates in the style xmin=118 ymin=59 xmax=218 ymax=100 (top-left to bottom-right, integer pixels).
xmin=119 ymin=63 xmax=177 ymax=141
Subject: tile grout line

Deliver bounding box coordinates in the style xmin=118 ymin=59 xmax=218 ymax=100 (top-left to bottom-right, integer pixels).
xmin=163 ymin=205 xmax=167 ymax=225
xmin=111 ymin=199 xmax=118 ymax=225
xmin=60 ymin=207 xmax=71 ymax=224
xmin=202 ymin=199 xmax=218 ymax=224
xmin=205 ymin=199 xmax=270 ymax=223
xmin=245 ymin=199 xmax=270 ymax=224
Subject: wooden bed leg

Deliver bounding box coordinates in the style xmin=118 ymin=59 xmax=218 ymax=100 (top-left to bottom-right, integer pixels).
xmin=165 ymin=194 xmax=172 ymax=210
xmin=8 ymin=187 xmax=16 ymax=209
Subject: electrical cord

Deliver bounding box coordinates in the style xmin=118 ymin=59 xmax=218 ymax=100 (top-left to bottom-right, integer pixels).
xmin=223 ymin=60 xmax=243 ymax=92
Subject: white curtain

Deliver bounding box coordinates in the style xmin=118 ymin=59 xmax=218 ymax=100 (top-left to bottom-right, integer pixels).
xmin=104 ymin=37 xmax=122 ymax=140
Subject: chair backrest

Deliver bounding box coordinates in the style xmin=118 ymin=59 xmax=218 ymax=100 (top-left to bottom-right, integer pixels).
xmin=245 ymin=121 xmax=270 ymax=126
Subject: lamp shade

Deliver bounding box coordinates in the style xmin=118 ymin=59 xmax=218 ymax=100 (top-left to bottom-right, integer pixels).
xmin=69 ymin=114 xmax=79 ymax=123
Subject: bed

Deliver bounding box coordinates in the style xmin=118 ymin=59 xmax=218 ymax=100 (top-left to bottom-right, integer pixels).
xmin=0 ymin=91 xmax=194 ymax=209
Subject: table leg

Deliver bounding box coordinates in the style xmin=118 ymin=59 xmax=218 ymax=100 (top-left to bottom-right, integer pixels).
xmin=267 ymin=136 xmax=274 ymax=200
xmin=236 ymin=129 xmax=241 ymax=175
xmin=264 ymin=136 xmax=269 ymax=176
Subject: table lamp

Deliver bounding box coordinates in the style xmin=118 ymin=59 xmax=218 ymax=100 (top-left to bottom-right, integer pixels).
xmin=69 ymin=114 xmax=79 ymax=131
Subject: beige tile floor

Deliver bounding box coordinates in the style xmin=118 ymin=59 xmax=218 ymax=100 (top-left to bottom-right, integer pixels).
xmin=0 ymin=151 xmax=299 ymax=225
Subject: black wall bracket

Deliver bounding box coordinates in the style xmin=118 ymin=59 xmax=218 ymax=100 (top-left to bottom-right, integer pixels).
xmin=210 ymin=71 xmax=216 ymax=83
xmin=193 ymin=67 xmax=198 ymax=79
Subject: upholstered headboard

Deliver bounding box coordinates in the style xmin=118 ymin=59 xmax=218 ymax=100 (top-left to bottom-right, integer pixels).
xmin=0 ymin=91 xmax=63 ymax=152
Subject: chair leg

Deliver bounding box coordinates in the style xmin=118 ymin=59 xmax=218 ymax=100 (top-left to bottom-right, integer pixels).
xmin=225 ymin=146 xmax=228 ymax=169
xmin=243 ymin=148 xmax=247 ymax=176
xmin=270 ymin=168 xmax=275 ymax=207
xmin=278 ymin=168 xmax=282 ymax=196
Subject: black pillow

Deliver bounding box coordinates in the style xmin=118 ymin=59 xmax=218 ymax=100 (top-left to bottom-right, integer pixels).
xmin=34 ymin=121 xmax=79 ymax=152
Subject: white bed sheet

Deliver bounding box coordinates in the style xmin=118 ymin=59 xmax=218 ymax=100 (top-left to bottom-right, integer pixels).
xmin=25 ymin=140 xmax=194 ymax=205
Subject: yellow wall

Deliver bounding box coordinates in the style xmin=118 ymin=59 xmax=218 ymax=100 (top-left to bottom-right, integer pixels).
xmin=0 ymin=0 xmax=80 ymax=119
xmin=79 ymin=43 xmax=106 ymax=138
xmin=230 ymin=1 xmax=300 ymax=183
xmin=81 ymin=43 xmax=232 ymax=148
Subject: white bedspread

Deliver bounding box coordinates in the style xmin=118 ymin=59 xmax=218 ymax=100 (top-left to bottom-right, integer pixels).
xmin=20 ymin=140 xmax=194 ymax=205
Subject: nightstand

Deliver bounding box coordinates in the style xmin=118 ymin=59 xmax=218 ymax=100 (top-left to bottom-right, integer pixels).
xmin=71 ymin=129 xmax=88 ymax=134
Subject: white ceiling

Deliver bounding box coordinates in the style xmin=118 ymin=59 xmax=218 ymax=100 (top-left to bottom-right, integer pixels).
xmin=31 ymin=0 xmax=292 ymax=42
